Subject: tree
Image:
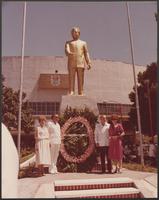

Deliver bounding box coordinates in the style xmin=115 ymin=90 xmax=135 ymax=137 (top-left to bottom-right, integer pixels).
xmin=2 ymin=75 xmax=34 ymax=133
xmin=128 ymin=62 xmax=157 ymax=135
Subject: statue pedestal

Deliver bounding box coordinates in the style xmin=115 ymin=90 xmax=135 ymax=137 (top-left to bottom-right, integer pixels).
xmin=60 ymin=95 xmax=99 ymax=115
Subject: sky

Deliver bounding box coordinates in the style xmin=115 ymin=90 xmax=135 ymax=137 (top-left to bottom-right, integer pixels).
xmin=2 ymin=1 xmax=157 ymax=66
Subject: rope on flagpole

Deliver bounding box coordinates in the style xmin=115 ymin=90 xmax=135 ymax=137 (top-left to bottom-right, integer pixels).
xmin=17 ymin=1 xmax=27 ymax=166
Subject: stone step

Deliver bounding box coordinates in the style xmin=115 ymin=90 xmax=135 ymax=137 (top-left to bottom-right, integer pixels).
xmin=54 ymin=177 xmax=135 ymax=191
xmin=55 ymin=187 xmax=141 ymax=198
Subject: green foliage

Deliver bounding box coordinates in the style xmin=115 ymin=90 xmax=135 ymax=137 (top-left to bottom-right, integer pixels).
xmin=77 ymin=151 xmax=98 ymax=172
xmin=2 ymin=76 xmax=34 ymax=133
xmin=18 ymin=163 xmax=42 ymax=179
xmin=20 ymin=147 xmax=35 ymax=159
xmin=59 ymin=106 xmax=98 ymax=130
xmin=123 ymin=134 xmax=136 ymax=146
xmin=122 ymin=162 xmax=157 ymax=173
xmin=128 ymin=62 xmax=157 ymax=135
xmin=64 ymin=121 xmax=89 ymax=157
xmin=57 ymin=107 xmax=98 ymax=172
xmin=57 ymin=155 xmax=78 ymax=173
xmin=12 ymin=134 xmax=35 ymax=149
xmin=64 ymin=135 xmax=89 ymax=157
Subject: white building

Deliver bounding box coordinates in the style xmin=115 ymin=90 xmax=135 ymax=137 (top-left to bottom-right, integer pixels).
xmin=2 ymin=56 xmax=146 ymax=119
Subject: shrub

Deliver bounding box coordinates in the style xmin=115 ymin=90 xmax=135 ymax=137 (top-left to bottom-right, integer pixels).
xmin=12 ymin=134 xmax=35 ymax=149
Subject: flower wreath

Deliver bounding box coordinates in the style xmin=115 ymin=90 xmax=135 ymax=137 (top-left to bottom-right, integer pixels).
xmin=60 ymin=116 xmax=95 ymax=163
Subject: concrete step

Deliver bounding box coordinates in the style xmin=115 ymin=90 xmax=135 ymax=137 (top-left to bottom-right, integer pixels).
xmin=54 ymin=177 xmax=135 ymax=191
xmin=55 ymin=187 xmax=141 ymax=198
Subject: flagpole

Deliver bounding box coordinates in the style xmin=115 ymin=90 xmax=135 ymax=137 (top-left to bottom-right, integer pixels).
xmin=17 ymin=1 xmax=27 ymax=165
xmin=125 ymin=2 xmax=144 ymax=166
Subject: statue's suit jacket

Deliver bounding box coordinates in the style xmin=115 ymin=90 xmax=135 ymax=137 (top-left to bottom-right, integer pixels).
xmin=65 ymin=39 xmax=91 ymax=68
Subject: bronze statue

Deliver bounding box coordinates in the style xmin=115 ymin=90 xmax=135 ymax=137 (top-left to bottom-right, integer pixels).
xmin=65 ymin=27 xmax=92 ymax=95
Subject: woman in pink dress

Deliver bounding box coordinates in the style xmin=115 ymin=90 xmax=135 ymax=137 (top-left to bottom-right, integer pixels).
xmin=108 ymin=114 xmax=125 ymax=173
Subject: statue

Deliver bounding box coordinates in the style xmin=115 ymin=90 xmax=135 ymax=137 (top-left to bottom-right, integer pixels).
xmin=65 ymin=27 xmax=92 ymax=95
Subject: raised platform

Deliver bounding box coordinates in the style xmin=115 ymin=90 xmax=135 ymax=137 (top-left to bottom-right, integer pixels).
xmin=60 ymin=95 xmax=99 ymax=115
xmin=53 ymin=177 xmax=143 ymax=198
xmin=18 ymin=170 xmax=157 ymax=198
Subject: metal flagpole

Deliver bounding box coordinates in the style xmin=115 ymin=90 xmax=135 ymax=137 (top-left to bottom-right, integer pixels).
xmin=125 ymin=2 xmax=144 ymax=166
xmin=17 ymin=1 xmax=27 ymax=164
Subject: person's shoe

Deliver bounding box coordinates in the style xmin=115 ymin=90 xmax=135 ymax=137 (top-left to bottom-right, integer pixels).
xmin=69 ymin=91 xmax=75 ymax=95
xmin=49 ymin=169 xmax=59 ymax=174
xmin=49 ymin=170 xmax=56 ymax=174
xmin=117 ymin=168 xmax=122 ymax=173
xmin=78 ymin=93 xmax=84 ymax=96
xmin=107 ymin=171 xmax=113 ymax=174
xmin=49 ymin=168 xmax=54 ymax=174
xmin=38 ymin=172 xmax=45 ymax=176
xmin=53 ymin=166 xmax=59 ymax=174
xmin=113 ymin=167 xmax=118 ymax=173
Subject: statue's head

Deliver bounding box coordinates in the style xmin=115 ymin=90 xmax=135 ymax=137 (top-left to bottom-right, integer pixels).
xmin=71 ymin=26 xmax=80 ymax=40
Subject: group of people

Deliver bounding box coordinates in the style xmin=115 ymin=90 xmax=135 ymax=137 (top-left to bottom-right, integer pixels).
xmin=95 ymin=114 xmax=125 ymax=174
xmin=35 ymin=114 xmax=61 ymax=175
xmin=35 ymin=113 xmax=125 ymax=175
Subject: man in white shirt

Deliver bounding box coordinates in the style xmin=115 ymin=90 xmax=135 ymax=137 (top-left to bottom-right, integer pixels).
xmin=94 ymin=115 xmax=112 ymax=173
xmin=47 ymin=114 xmax=61 ymax=174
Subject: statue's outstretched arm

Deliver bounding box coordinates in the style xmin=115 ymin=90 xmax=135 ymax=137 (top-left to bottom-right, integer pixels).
xmin=65 ymin=42 xmax=74 ymax=56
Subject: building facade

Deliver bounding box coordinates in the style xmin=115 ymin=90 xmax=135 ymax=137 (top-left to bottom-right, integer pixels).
xmin=2 ymin=56 xmax=146 ymax=119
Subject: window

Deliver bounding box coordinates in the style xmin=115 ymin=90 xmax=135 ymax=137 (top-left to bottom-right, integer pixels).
xmin=97 ymin=103 xmax=132 ymax=116
xmin=29 ymin=102 xmax=60 ymax=115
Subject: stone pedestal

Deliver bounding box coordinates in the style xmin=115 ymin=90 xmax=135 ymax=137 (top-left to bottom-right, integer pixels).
xmin=60 ymin=95 xmax=99 ymax=115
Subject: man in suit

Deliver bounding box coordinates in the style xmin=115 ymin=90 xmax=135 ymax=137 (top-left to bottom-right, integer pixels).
xmin=65 ymin=27 xmax=92 ymax=95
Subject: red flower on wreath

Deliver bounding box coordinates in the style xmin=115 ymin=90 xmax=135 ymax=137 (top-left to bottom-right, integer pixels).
xmin=60 ymin=116 xmax=95 ymax=163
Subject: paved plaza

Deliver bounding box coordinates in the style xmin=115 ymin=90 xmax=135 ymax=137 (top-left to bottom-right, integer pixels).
xmin=18 ymin=168 xmax=157 ymax=198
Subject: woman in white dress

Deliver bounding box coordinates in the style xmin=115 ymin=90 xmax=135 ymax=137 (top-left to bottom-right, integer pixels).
xmin=35 ymin=115 xmax=51 ymax=175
